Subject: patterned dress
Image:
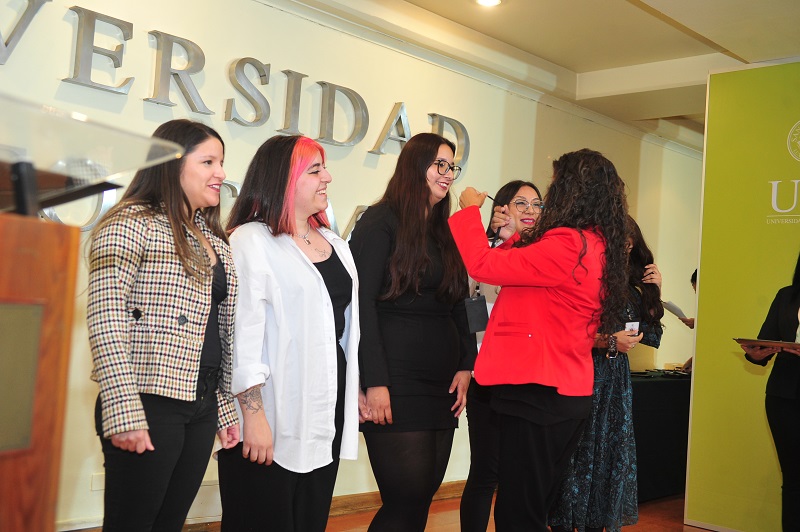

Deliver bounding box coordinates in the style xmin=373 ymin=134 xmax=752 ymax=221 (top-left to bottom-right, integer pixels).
xmin=549 ymin=288 xmax=663 ymax=532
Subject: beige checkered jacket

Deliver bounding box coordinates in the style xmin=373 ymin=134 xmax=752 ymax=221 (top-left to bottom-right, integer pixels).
xmin=88 ymin=205 xmax=238 ymax=438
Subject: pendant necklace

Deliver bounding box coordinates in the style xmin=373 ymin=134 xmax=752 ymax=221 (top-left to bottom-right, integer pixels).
xmin=297 ymin=226 xmax=311 ymax=245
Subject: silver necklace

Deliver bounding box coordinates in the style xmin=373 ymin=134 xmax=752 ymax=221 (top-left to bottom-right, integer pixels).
xmin=296 ymin=226 xmax=311 ymax=245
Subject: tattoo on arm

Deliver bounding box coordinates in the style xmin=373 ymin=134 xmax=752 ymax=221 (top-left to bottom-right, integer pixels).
xmin=237 ymin=385 xmax=263 ymax=414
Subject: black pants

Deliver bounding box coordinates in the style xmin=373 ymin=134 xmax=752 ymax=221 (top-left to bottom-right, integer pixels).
xmin=766 ymin=394 xmax=800 ymax=532
xmin=460 ymin=382 xmax=499 ymax=532
xmin=95 ymin=370 xmax=220 ymax=532
xmin=217 ymin=442 xmax=340 ymax=532
xmin=363 ymin=429 xmax=455 ymax=532
xmin=493 ymin=413 xmax=586 ymax=532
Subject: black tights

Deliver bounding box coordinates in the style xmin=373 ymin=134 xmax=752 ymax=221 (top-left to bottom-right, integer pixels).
xmin=363 ymin=429 xmax=455 ymax=531
xmin=460 ymin=382 xmax=499 ymax=532
xmin=551 ymin=527 xmax=604 ymax=532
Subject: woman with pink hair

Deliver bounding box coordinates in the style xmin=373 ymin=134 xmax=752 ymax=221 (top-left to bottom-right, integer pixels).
xmin=217 ymin=135 xmax=362 ymax=531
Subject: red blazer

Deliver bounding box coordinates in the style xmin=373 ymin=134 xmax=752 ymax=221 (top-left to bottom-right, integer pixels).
xmin=449 ymin=206 xmax=605 ymax=396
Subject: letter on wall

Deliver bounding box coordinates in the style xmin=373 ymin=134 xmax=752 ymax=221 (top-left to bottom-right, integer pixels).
xmin=430 ymin=113 xmax=470 ymax=167
xmin=224 ymin=57 xmax=270 ymax=127
xmin=277 ymin=69 xmax=307 ymax=136
xmin=316 ymin=81 xmax=369 ymax=147
xmin=369 ymin=102 xmax=411 ymax=155
xmin=62 ymin=7 xmax=134 ymax=94
xmin=0 ymin=0 xmax=50 ymax=65
xmin=145 ymin=30 xmax=213 ymax=115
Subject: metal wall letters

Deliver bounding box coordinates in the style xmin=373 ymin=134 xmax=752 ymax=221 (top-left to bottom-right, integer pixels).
xmin=2 ymin=2 xmax=472 ymax=229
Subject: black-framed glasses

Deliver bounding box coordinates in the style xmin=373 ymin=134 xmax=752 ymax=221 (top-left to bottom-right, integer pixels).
xmin=430 ymin=159 xmax=461 ymax=180
xmin=512 ymin=199 xmax=544 ymax=213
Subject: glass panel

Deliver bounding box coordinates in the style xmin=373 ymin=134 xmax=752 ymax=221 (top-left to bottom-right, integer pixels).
xmin=0 ymin=93 xmax=183 ymax=212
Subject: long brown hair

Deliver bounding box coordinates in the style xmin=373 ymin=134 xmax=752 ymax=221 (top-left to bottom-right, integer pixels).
xmin=93 ymin=119 xmax=226 ymax=279
xmin=517 ymin=148 xmax=629 ymax=334
xmin=377 ymin=133 xmax=466 ymax=303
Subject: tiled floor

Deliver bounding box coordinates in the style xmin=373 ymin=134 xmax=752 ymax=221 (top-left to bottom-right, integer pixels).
xmin=324 ymin=494 xmax=705 ymax=531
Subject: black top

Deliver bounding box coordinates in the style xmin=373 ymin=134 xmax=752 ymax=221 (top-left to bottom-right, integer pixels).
xmin=313 ymin=247 xmax=352 ymax=340
xmin=349 ymin=204 xmax=477 ymax=396
xmin=313 ymin=246 xmax=350 ymax=458
xmin=200 ymin=258 xmax=227 ymax=369
xmin=747 ymin=286 xmax=800 ymax=399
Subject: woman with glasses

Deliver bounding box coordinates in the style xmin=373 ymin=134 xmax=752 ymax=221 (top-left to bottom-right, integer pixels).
xmin=549 ymin=216 xmax=663 ymax=532
xmin=459 ymin=179 xmax=543 ymax=532
xmin=450 ymin=149 xmax=630 ymax=531
xmin=349 ymin=132 xmax=477 ymax=531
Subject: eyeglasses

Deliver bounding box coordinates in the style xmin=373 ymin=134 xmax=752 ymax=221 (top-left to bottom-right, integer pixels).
xmin=430 ymin=159 xmax=462 ymax=180
xmin=512 ymin=199 xmax=544 ymax=213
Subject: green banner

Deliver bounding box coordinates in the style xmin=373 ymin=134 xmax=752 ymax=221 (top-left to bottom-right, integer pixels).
xmin=687 ymin=62 xmax=800 ymax=530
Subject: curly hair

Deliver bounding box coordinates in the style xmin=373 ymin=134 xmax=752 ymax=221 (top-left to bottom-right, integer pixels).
xmin=376 ymin=133 xmax=467 ymax=304
xmin=626 ymin=216 xmax=664 ymax=328
xmin=517 ymin=148 xmax=629 ymax=334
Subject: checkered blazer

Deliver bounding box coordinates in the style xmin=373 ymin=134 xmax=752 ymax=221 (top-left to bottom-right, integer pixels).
xmin=87 ymin=204 xmax=238 ymax=438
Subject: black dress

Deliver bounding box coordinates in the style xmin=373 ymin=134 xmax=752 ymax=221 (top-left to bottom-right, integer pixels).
xmin=349 ymin=204 xmax=477 ymax=432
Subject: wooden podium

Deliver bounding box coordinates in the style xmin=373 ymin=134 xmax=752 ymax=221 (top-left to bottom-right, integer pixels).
xmin=0 ymin=94 xmax=183 ymax=530
xmin=0 ymin=214 xmax=79 ymax=531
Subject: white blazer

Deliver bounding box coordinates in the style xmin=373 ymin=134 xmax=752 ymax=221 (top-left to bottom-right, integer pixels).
xmin=230 ymin=222 xmax=360 ymax=473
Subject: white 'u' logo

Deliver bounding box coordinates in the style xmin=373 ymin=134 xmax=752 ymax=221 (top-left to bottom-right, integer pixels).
xmin=770 ymin=180 xmax=800 ymax=213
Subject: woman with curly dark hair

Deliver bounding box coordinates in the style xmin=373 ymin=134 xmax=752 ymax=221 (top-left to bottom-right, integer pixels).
xmin=549 ymin=215 xmax=664 ymax=532
xmin=349 ymin=132 xmax=477 ymax=531
xmin=450 ymin=148 xmax=630 ymax=531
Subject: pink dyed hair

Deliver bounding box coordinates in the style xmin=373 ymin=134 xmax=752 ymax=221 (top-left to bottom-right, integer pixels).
xmin=276 ymin=137 xmax=330 ymax=235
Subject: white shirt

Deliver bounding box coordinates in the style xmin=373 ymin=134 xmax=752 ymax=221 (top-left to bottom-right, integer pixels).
xmin=230 ymin=222 xmax=360 ymax=473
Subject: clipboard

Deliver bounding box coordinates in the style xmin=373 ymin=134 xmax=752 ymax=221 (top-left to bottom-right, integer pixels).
xmin=733 ymin=338 xmax=800 ymax=350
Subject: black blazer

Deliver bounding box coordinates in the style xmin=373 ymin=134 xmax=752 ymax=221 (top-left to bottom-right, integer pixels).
xmin=747 ymin=286 xmax=800 ymax=399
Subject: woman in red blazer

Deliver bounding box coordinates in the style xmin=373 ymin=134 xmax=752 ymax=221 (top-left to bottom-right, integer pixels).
xmin=449 ymin=149 xmax=630 ymax=531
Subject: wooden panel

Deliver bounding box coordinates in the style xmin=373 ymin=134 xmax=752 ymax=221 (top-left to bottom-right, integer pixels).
xmin=0 ymin=214 xmax=79 ymax=532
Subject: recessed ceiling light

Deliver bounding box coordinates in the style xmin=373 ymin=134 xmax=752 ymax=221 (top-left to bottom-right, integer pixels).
xmin=476 ymin=0 xmax=502 ymax=6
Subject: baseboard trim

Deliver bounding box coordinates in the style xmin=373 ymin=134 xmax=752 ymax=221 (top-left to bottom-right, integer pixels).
xmin=68 ymin=480 xmax=467 ymax=531
xmin=329 ymin=480 xmax=465 ymax=517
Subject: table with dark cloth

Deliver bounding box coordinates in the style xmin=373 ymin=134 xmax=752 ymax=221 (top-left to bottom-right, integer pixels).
xmin=631 ymin=372 xmax=691 ymax=502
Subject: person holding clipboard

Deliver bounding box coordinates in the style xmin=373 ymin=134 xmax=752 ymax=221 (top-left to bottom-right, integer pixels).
xmin=740 ymin=250 xmax=800 ymax=531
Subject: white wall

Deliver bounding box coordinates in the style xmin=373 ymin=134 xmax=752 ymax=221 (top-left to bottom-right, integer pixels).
xmin=0 ymin=0 xmax=702 ymax=528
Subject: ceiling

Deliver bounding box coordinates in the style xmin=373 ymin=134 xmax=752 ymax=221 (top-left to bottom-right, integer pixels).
xmin=292 ymin=0 xmax=800 ymax=150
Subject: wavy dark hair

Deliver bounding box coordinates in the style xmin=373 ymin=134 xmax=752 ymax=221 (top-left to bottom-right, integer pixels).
xmin=626 ymin=216 xmax=664 ymax=327
xmin=517 ymin=148 xmax=629 ymax=334
xmin=93 ymin=119 xmax=226 ymax=280
xmin=792 ymin=249 xmax=800 ymax=299
xmin=485 ymin=179 xmax=542 ymax=240
xmin=376 ymin=132 xmax=466 ymax=304
xmin=226 ymin=135 xmax=329 ymax=235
